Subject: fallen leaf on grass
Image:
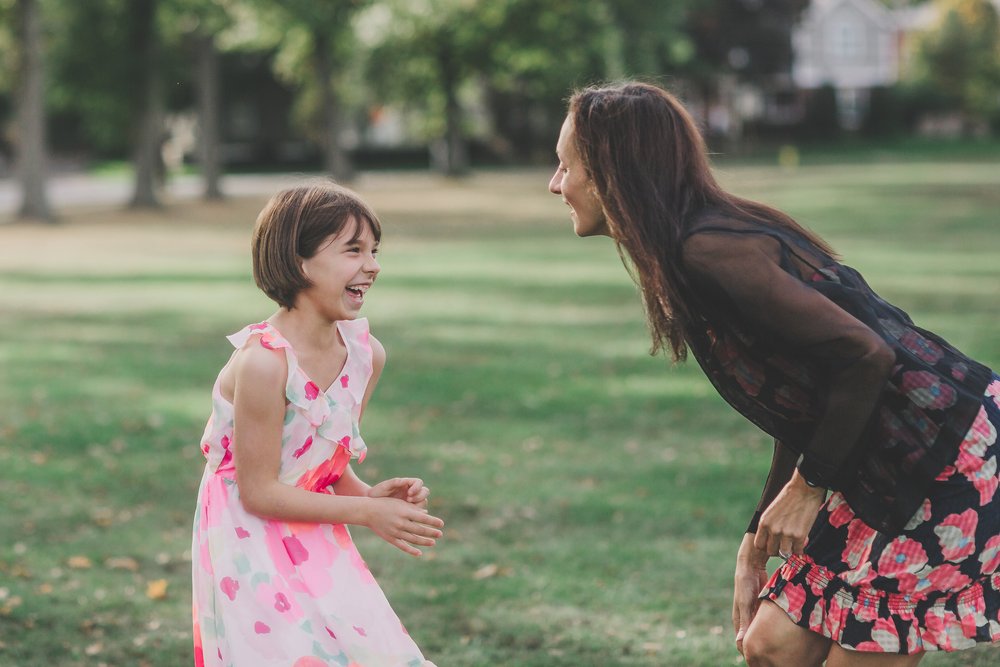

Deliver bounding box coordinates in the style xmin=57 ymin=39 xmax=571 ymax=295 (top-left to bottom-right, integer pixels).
xmin=67 ymin=555 xmax=93 ymax=569
xmin=473 ymin=563 xmax=499 ymax=579
xmin=84 ymin=642 xmax=103 ymax=656
xmin=0 ymin=596 xmax=23 ymax=615
xmin=145 ymin=579 xmax=168 ymax=600
xmin=471 ymin=563 xmax=511 ymax=580
xmin=105 ymin=557 xmax=139 ymax=572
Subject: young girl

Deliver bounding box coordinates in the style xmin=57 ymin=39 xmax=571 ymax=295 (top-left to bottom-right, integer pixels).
xmin=191 ymin=183 xmax=443 ymax=667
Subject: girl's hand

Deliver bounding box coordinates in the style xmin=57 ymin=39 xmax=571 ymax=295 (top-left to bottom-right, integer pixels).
xmin=754 ymin=471 xmax=826 ymax=558
xmin=364 ymin=496 xmax=444 ymax=557
xmin=732 ymin=533 xmax=770 ymax=656
xmin=368 ymin=477 xmax=431 ymax=508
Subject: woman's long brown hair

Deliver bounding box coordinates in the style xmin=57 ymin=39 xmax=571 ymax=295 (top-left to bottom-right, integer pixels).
xmin=568 ymin=81 xmax=836 ymax=361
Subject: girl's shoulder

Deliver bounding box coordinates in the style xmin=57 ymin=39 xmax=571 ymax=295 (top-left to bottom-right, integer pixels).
xmin=217 ymin=330 xmax=288 ymax=405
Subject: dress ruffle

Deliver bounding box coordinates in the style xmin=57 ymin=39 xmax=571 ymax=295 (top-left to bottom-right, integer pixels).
xmin=765 ymin=554 xmax=1000 ymax=652
xmin=761 ymin=377 xmax=1000 ymax=654
xmin=226 ymin=320 xmax=370 ymax=461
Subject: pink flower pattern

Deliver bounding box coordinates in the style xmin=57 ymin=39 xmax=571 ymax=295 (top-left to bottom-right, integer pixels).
xmin=192 ymin=320 xmax=429 ymax=666
xmin=763 ymin=378 xmax=1000 ymax=654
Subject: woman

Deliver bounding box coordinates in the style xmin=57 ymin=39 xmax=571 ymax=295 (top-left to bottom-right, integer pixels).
xmin=549 ymin=81 xmax=999 ymax=666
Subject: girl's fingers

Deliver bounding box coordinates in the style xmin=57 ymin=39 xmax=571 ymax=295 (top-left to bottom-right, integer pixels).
xmin=400 ymin=531 xmax=437 ymax=547
xmin=393 ymin=539 xmax=421 ymax=557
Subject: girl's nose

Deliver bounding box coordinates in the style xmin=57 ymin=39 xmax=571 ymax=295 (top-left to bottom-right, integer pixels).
xmin=366 ymin=256 xmax=381 ymax=275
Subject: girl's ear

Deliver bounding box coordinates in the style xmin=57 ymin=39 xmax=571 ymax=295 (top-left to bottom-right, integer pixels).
xmin=298 ymin=257 xmax=309 ymax=279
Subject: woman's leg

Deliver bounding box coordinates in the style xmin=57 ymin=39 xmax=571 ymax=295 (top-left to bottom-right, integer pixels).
xmin=825 ymin=644 xmax=924 ymax=667
xmin=742 ymin=600 xmax=830 ymax=667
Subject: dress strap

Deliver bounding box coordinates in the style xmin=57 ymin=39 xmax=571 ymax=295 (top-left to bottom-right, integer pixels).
xmin=226 ymin=321 xmax=292 ymax=352
xmin=336 ymin=318 xmax=374 ymax=404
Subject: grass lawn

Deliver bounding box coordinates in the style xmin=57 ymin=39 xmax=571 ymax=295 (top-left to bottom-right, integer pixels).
xmin=1 ymin=158 xmax=998 ymax=666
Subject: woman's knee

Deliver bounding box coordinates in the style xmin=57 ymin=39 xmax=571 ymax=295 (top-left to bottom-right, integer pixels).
xmin=743 ymin=602 xmax=829 ymax=667
xmin=742 ymin=622 xmax=784 ymax=667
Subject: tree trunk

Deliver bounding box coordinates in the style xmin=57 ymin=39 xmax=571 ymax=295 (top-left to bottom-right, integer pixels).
xmin=313 ymin=32 xmax=353 ymax=182
xmin=129 ymin=0 xmax=163 ymax=209
xmin=196 ymin=33 xmax=223 ymax=200
xmin=436 ymin=41 xmax=468 ymax=176
xmin=15 ymin=0 xmax=53 ymax=222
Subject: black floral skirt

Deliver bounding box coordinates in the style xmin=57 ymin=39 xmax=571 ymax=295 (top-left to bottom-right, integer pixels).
xmin=762 ymin=375 xmax=1000 ymax=653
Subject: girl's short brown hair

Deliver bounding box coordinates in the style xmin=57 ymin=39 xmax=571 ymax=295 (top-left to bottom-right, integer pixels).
xmin=251 ymin=183 xmax=382 ymax=310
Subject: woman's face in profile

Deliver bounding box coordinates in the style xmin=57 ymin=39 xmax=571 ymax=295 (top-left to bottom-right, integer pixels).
xmin=549 ymin=116 xmax=609 ymax=238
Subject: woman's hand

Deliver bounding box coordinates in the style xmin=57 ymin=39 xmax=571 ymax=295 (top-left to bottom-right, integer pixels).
xmin=733 ymin=533 xmax=770 ymax=656
xmin=363 ymin=496 xmax=444 ymax=557
xmin=754 ymin=471 xmax=826 ymax=558
xmin=368 ymin=477 xmax=431 ymax=508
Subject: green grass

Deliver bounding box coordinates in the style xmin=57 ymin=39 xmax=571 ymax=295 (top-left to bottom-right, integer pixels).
xmin=1 ymin=160 xmax=999 ymax=666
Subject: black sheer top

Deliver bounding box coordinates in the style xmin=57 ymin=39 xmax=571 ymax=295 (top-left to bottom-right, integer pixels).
xmin=678 ymin=209 xmax=992 ymax=534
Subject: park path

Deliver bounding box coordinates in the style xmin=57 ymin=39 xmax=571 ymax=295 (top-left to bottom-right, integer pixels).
xmin=0 ymin=172 xmax=306 ymax=219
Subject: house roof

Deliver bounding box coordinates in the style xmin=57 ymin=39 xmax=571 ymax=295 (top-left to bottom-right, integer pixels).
xmin=807 ymin=0 xmax=896 ymax=31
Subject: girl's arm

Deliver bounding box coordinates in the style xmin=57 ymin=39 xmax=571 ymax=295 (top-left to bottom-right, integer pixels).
xmin=232 ymin=339 xmax=443 ymax=556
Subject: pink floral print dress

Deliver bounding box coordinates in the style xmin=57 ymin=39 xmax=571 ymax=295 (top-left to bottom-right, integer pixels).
xmin=192 ymin=319 xmax=430 ymax=667
xmin=763 ymin=376 xmax=1000 ymax=653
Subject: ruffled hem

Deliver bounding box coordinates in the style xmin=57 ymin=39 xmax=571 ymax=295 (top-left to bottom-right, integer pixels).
xmin=763 ymin=554 xmax=1000 ymax=653
xmin=226 ymin=320 xmax=371 ymax=461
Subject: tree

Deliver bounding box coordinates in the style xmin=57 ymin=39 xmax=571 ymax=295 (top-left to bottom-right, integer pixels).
xmin=234 ymin=0 xmax=371 ymax=181
xmin=194 ymin=32 xmax=222 ymax=199
xmin=167 ymin=0 xmax=234 ymax=200
xmin=129 ymin=0 xmax=165 ymax=208
xmin=682 ymin=0 xmax=808 ymax=139
xmin=911 ymin=0 xmax=1000 ymax=132
xmin=365 ymin=0 xmax=483 ymax=174
xmin=364 ymin=0 xmax=692 ymax=168
xmin=13 ymin=0 xmax=53 ymax=221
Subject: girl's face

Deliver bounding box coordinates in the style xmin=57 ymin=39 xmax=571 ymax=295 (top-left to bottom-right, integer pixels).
xmin=549 ymin=116 xmax=609 ymax=238
xmin=297 ymin=219 xmax=380 ymax=320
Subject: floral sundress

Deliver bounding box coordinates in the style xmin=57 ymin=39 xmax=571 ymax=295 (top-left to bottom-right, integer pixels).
xmin=763 ymin=375 xmax=1000 ymax=653
xmin=191 ymin=319 xmax=430 ymax=667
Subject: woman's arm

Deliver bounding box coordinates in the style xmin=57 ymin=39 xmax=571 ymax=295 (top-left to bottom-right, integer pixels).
xmin=746 ymin=440 xmax=798 ymax=533
xmin=232 ymin=340 xmax=442 ymax=556
xmin=683 ymin=231 xmax=896 ymax=488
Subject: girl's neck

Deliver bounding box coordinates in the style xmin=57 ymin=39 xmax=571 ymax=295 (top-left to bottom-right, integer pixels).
xmin=268 ymin=308 xmax=342 ymax=353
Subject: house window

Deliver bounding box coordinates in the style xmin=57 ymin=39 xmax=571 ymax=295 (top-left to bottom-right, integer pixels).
xmin=831 ymin=20 xmax=863 ymax=60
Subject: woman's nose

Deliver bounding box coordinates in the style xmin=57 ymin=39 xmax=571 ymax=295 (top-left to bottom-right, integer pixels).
xmin=548 ymin=169 xmax=562 ymax=195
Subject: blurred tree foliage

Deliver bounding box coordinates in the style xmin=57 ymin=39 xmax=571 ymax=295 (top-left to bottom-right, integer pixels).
xmin=364 ymin=0 xmax=696 ymax=164
xmin=910 ymin=0 xmax=1000 ymax=132
xmin=5 ymin=0 xmax=994 ymax=184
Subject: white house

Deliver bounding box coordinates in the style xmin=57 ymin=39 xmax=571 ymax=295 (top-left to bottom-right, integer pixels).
xmin=791 ymin=0 xmax=1000 ymax=130
xmin=792 ymin=0 xmax=901 ymax=129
